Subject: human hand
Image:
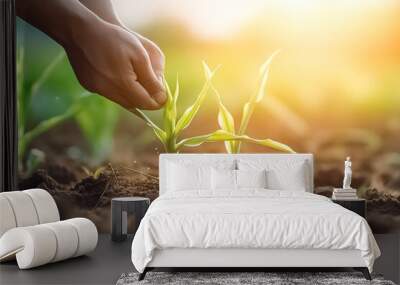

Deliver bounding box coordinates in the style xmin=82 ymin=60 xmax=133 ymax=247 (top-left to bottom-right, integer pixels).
xmin=64 ymin=18 xmax=166 ymax=110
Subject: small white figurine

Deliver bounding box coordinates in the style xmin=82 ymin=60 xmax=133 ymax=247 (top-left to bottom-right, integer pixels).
xmin=343 ymin=156 xmax=352 ymax=189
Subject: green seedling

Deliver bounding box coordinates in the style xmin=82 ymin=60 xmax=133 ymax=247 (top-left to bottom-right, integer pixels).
xmin=133 ymin=62 xmax=219 ymax=153
xmin=211 ymin=51 xmax=295 ymax=153
xmin=81 ymin=165 xmax=107 ymax=179
xmin=133 ymin=61 xmax=294 ymax=153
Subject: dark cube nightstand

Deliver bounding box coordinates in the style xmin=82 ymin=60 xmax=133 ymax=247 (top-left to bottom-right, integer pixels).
xmin=111 ymin=197 xmax=150 ymax=242
xmin=332 ymin=199 xmax=366 ymax=218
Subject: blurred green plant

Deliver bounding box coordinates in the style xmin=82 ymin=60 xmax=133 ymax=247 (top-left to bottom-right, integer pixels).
xmin=17 ymin=41 xmax=118 ymax=173
xmin=210 ymin=52 xmax=295 ymax=153
xmin=133 ymin=61 xmax=294 ymax=153
xmin=74 ymin=95 xmax=119 ymax=166
xmin=17 ymin=45 xmax=89 ymax=174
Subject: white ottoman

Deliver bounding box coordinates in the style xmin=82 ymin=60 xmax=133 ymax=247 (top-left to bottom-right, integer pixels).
xmin=0 ymin=189 xmax=98 ymax=269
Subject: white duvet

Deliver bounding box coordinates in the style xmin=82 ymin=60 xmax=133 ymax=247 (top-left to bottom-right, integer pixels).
xmin=131 ymin=190 xmax=380 ymax=273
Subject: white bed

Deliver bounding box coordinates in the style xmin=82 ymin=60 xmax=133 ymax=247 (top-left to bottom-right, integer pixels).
xmin=131 ymin=154 xmax=380 ymax=280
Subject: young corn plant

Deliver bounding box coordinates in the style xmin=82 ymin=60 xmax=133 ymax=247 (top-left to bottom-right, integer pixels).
xmin=133 ymin=62 xmax=294 ymax=153
xmin=133 ymin=63 xmax=218 ymax=153
xmin=209 ymin=51 xmax=295 ymax=153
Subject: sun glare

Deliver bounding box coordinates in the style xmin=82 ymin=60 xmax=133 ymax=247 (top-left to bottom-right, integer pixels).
xmin=178 ymin=0 xmax=263 ymax=39
xmin=113 ymin=0 xmax=400 ymax=106
xmin=116 ymin=0 xmax=398 ymax=39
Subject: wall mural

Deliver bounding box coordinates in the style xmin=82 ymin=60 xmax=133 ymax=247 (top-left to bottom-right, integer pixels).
xmin=17 ymin=1 xmax=400 ymax=233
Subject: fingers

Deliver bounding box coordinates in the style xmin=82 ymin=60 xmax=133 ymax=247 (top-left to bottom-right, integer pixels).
xmin=125 ymin=80 xmax=161 ymax=110
xmin=74 ymin=56 xmax=162 ymax=110
xmin=131 ymin=47 xmax=166 ymax=106
xmin=144 ymin=44 xmax=165 ymax=82
xmin=134 ymin=33 xmax=165 ymax=80
xmin=101 ymin=76 xmax=161 ymax=110
xmin=73 ymin=60 xmax=160 ymax=110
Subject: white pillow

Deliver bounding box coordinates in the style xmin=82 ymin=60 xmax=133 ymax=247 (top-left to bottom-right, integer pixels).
xmin=266 ymin=167 xmax=307 ymax=191
xmin=236 ymin=169 xmax=267 ymax=189
xmin=238 ymin=159 xmax=309 ymax=191
xmin=167 ymin=162 xmax=212 ymax=191
xmin=211 ymin=169 xmax=268 ymax=190
xmin=211 ymin=169 xmax=236 ymax=190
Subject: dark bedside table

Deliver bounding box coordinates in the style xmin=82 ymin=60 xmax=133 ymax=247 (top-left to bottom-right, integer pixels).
xmin=332 ymin=198 xmax=366 ymax=218
xmin=111 ymin=197 xmax=150 ymax=242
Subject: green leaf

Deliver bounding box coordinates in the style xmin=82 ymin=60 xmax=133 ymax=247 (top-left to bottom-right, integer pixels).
xmin=238 ymin=51 xmax=279 ymax=135
xmin=93 ymin=166 xmax=107 ymax=179
xmin=132 ymin=108 xmax=167 ymax=144
xmin=203 ymin=61 xmax=213 ymax=79
xmin=173 ymin=76 xmax=180 ymax=106
xmin=177 ymin=129 xmax=295 ymax=153
xmin=177 ymin=130 xmax=233 ymax=148
xmin=202 ymin=61 xmax=221 ymax=80
xmin=241 ymin=136 xmax=295 ymax=153
xmin=237 ymin=51 xmax=279 ymax=152
xmin=19 ymin=93 xmax=90 ymax=164
xmin=212 ymin=86 xmax=236 ymax=153
xmin=174 ymin=63 xmax=216 ymax=135
xmin=256 ymin=50 xmax=280 ymax=102
xmin=30 ymin=52 xmax=66 ymax=97
xmin=239 ymin=102 xmax=251 ymax=133
xmin=22 ymin=95 xmax=85 ymax=145
xmin=75 ymin=94 xmax=119 ymax=166
xmin=163 ymin=78 xmax=176 ymax=138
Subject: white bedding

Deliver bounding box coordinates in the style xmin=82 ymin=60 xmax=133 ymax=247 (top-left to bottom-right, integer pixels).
xmin=131 ymin=190 xmax=380 ymax=273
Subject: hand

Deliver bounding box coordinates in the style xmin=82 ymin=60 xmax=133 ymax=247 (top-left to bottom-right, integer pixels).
xmin=16 ymin=0 xmax=166 ymax=110
xmin=65 ymin=18 xmax=166 ymax=110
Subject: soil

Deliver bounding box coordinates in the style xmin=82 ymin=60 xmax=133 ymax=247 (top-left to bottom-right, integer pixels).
xmin=18 ymin=160 xmax=400 ymax=234
xmin=19 ymin=162 xmax=159 ymax=233
xmin=18 ymin=120 xmax=400 ymax=234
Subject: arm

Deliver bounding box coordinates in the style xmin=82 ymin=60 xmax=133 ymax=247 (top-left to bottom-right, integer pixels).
xmin=16 ymin=0 xmax=94 ymax=48
xmin=79 ymin=0 xmax=122 ymax=26
xmin=16 ymin=0 xmax=166 ymax=110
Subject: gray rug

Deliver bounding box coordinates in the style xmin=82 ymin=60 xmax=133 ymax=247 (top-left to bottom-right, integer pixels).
xmin=116 ymin=272 xmax=396 ymax=285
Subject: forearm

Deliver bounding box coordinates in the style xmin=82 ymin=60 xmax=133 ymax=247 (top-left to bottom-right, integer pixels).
xmin=79 ymin=0 xmax=124 ymax=27
xmin=16 ymin=0 xmax=100 ymax=48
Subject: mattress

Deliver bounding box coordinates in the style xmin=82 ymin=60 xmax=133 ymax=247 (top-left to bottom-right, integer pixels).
xmin=131 ymin=190 xmax=380 ymax=273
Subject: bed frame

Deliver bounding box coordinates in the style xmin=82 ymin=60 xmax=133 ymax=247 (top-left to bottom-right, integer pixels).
xmin=139 ymin=154 xmax=371 ymax=280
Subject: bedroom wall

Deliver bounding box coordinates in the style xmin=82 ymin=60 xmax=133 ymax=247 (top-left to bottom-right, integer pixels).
xmin=16 ymin=1 xmax=400 ymax=233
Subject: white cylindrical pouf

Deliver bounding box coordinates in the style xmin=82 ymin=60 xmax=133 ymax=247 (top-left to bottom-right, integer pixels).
xmin=0 ymin=196 xmax=17 ymax=237
xmin=0 ymin=226 xmax=57 ymax=269
xmin=65 ymin=218 xmax=98 ymax=257
xmin=0 ymin=188 xmax=98 ymax=269
xmin=23 ymin=189 xmax=60 ymax=224
xmin=0 ymin=192 xmax=39 ymax=227
xmin=43 ymin=221 xmax=79 ymax=262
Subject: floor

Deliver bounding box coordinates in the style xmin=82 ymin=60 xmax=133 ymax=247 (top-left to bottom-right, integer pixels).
xmin=0 ymin=235 xmax=134 ymax=285
xmin=1 ymin=234 xmax=399 ymax=285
